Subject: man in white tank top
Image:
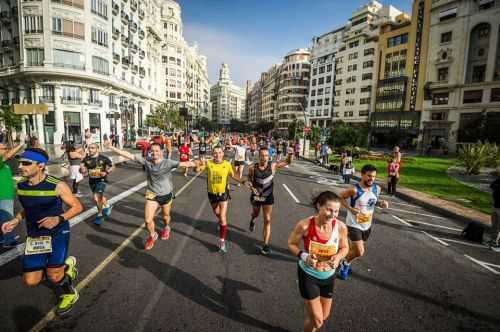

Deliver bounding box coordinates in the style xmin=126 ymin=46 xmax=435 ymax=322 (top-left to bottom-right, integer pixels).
xmin=338 ymin=164 xmax=388 ymax=280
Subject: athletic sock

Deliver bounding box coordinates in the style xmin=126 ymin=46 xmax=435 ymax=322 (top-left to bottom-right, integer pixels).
xmin=72 ymin=180 xmax=77 ymax=193
xmin=219 ymin=224 xmax=228 ymax=240
xmin=57 ymin=274 xmax=74 ymax=294
xmin=343 ymin=260 xmax=350 ymax=266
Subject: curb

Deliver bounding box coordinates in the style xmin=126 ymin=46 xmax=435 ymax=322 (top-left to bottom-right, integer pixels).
xmin=300 ymin=157 xmax=492 ymax=229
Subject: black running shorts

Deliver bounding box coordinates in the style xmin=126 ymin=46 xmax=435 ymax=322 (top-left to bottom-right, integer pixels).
xmin=347 ymin=226 xmax=371 ymax=242
xmin=208 ymin=191 xmax=231 ymax=204
xmin=297 ymin=265 xmax=335 ymax=300
xmin=250 ymin=194 xmax=274 ymax=206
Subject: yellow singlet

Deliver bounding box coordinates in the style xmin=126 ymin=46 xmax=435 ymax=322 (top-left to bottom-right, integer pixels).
xmin=204 ymin=160 xmax=234 ymax=194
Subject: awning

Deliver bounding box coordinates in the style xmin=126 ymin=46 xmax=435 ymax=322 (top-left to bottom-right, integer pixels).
xmin=12 ymin=104 xmax=48 ymax=115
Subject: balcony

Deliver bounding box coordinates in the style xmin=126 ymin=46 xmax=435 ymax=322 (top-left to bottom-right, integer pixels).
xmin=139 ymin=67 xmax=145 ymax=77
xmin=122 ymin=56 xmax=130 ymax=68
xmin=121 ymin=11 xmax=129 ymax=24
xmin=139 ymin=9 xmax=145 ymax=20
xmin=109 ymin=103 xmax=118 ymax=110
xmin=130 ymin=21 xmax=137 ymax=32
xmin=113 ymin=52 xmax=120 ymax=63
xmin=39 ymin=96 xmax=55 ymax=104
xmin=112 ymin=27 xmax=120 ymax=39
xmin=121 ymin=35 xmax=129 ymax=47
xmin=131 ymin=0 xmax=137 ymax=11
xmin=0 ymin=11 xmax=11 ymax=22
xmin=112 ymin=1 xmax=119 ymax=15
xmin=138 ymin=29 xmax=145 ymax=39
xmin=11 ymin=6 xmax=18 ymax=18
xmin=139 ymin=50 xmax=145 ymax=59
xmin=54 ymin=62 xmax=85 ymax=70
xmin=130 ymin=43 xmax=138 ymax=53
xmin=132 ymin=65 xmax=138 ymax=73
xmin=88 ymin=99 xmax=103 ymax=107
xmin=61 ymin=96 xmax=82 ymax=105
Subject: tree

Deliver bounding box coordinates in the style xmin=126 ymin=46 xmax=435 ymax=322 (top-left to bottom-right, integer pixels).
xmin=145 ymin=103 xmax=184 ymax=131
xmin=328 ymin=121 xmax=369 ymax=148
xmin=230 ymin=119 xmax=246 ymax=132
xmin=198 ymin=117 xmax=218 ymax=132
xmin=254 ymin=121 xmax=274 ymax=135
xmin=287 ymin=119 xmax=304 ymax=140
xmin=0 ymin=105 xmax=23 ymax=147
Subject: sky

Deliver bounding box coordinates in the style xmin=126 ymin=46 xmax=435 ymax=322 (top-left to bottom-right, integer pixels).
xmin=178 ymin=0 xmax=413 ymax=87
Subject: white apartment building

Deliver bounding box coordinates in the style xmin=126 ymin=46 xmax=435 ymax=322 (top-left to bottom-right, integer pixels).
xmin=160 ymin=0 xmax=209 ymax=119
xmin=0 ymin=0 xmax=167 ymax=145
xmin=334 ymin=0 xmax=402 ymax=124
xmin=210 ymin=63 xmax=245 ymax=125
xmin=307 ymin=27 xmax=345 ymax=128
xmin=421 ymin=0 xmax=500 ymax=151
xmin=261 ymin=64 xmax=280 ymax=124
xmin=276 ymin=48 xmax=310 ymax=131
xmin=248 ymin=77 xmax=262 ymax=125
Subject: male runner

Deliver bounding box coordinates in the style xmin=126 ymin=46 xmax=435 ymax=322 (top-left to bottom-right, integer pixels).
xmin=178 ymin=141 xmax=192 ymax=177
xmin=105 ymin=141 xmax=199 ymax=250
xmin=337 ymin=164 xmax=388 ymax=280
xmin=80 ymin=143 xmax=114 ymax=225
xmin=1 ymin=148 xmax=83 ymax=314
xmin=232 ymin=138 xmax=248 ymax=186
xmin=198 ymin=137 xmax=208 ymax=163
xmin=199 ymin=146 xmax=249 ymax=253
xmin=248 ymin=147 xmax=293 ymax=255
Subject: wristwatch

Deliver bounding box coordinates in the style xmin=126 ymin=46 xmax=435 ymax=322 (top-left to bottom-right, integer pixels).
xmin=58 ymin=215 xmax=66 ymax=224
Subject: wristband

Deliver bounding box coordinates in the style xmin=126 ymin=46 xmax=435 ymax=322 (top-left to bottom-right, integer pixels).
xmin=297 ymin=250 xmax=303 ymax=258
xmin=300 ymin=252 xmax=309 ymax=263
xmin=58 ymin=215 xmax=66 ymax=224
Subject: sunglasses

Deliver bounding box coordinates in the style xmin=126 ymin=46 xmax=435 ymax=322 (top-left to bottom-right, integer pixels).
xmin=20 ymin=161 xmax=36 ymax=166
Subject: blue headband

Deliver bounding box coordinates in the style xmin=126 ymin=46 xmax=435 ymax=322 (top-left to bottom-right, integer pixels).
xmin=20 ymin=150 xmax=49 ymax=164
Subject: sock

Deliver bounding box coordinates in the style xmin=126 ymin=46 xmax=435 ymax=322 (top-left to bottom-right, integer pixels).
xmin=343 ymin=260 xmax=350 ymax=266
xmin=72 ymin=180 xmax=77 ymax=193
xmin=57 ymin=274 xmax=74 ymax=294
xmin=164 ymin=225 xmax=171 ymax=232
xmin=219 ymin=224 xmax=228 ymax=240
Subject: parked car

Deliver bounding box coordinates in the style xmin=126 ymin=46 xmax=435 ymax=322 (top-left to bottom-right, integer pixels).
xmin=135 ymin=135 xmax=162 ymax=150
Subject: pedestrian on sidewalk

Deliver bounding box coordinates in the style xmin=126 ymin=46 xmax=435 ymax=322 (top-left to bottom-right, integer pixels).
xmin=342 ymin=152 xmax=354 ymax=184
xmin=393 ymin=146 xmax=402 ymax=164
xmin=387 ymin=157 xmax=400 ymax=196
xmin=320 ymin=143 xmax=329 ymax=166
xmin=490 ymin=166 xmax=500 ymax=252
xmin=66 ymin=142 xmax=84 ymax=197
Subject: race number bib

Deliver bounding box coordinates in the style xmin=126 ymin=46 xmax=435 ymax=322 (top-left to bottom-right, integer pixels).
xmin=211 ymin=174 xmax=223 ymax=184
xmin=356 ymin=212 xmax=373 ymax=224
xmin=308 ymin=241 xmax=337 ymax=262
xmin=25 ymin=236 xmax=52 ymax=255
xmin=89 ymin=168 xmax=102 ymax=178
xmin=145 ymin=190 xmax=156 ymax=200
xmin=253 ymin=195 xmax=266 ymax=202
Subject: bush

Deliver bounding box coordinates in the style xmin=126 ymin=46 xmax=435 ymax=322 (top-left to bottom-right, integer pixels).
xmin=458 ymin=142 xmax=489 ymax=174
xmin=484 ymin=142 xmax=500 ymax=168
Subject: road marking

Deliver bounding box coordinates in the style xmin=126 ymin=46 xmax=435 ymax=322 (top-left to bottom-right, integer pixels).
xmin=386 ymin=207 xmax=446 ymax=219
xmin=282 ymin=183 xmax=300 ymax=203
xmin=421 ymin=231 xmax=449 ymax=247
xmin=392 ymin=215 xmax=413 ymax=227
xmin=135 ymin=198 xmax=208 ymax=332
xmin=405 ymin=219 xmax=462 ymax=232
xmin=29 ymin=171 xmax=203 ymax=332
xmin=385 ymin=201 xmax=418 ymax=208
xmin=464 ymin=255 xmax=500 ymax=275
xmin=438 ymin=238 xmax=488 ymax=249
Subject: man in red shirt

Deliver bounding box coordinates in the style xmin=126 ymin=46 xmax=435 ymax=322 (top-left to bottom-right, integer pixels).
xmin=178 ymin=141 xmax=192 ymax=177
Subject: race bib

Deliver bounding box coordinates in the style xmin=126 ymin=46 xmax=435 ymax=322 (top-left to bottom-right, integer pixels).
xmin=89 ymin=168 xmax=101 ymax=177
xmin=25 ymin=236 xmax=52 ymax=255
xmin=309 ymin=241 xmax=337 ymax=262
xmin=145 ymin=190 xmax=156 ymax=200
xmin=211 ymin=174 xmax=223 ymax=184
xmin=357 ymin=212 xmax=373 ymax=224
xmin=253 ymin=195 xmax=266 ymax=202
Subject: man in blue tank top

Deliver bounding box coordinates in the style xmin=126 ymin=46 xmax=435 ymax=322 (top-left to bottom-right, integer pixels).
xmin=337 ymin=164 xmax=388 ymax=280
xmin=1 ymin=148 xmax=83 ymax=315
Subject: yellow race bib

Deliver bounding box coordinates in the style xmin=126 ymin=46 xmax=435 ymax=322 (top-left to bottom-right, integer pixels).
xmin=357 ymin=212 xmax=373 ymax=224
xmin=309 ymin=241 xmax=337 ymax=262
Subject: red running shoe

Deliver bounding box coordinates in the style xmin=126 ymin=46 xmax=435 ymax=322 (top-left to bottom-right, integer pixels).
xmin=160 ymin=227 xmax=171 ymax=240
xmin=144 ymin=232 xmax=158 ymax=250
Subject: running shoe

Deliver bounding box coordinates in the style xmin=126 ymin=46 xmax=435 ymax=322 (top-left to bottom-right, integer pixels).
xmin=490 ymin=242 xmax=500 ymax=252
xmin=103 ymin=205 xmax=113 ymax=217
xmin=249 ymin=218 xmax=256 ymax=232
xmin=94 ymin=216 xmax=103 ymax=226
xmin=75 ymin=191 xmax=83 ymax=198
xmin=260 ymin=244 xmax=271 ymax=256
xmin=56 ymin=287 xmax=79 ymax=315
xmin=144 ymin=232 xmax=158 ymax=250
xmin=64 ymin=256 xmax=79 ymax=281
xmin=338 ymin=262 xmax=352 ymax=280
xmin=160 ymin=227 xmax=171 ymax=240
xmin=218 ymin=239 xmax=227 ymax=253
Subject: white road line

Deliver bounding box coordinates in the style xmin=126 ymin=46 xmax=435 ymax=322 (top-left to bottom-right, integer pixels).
xmin=421 ymin=231 xmax=449 ymax=246
xmin=464 ymin=255 xmax=500 ymax=275
xmin=385 ymin=201 xmax=418 ymax=208
xmin=386 ymin=207 xmax=446 ymax=219
xmin=484 ymin=262 xmax=500 ymax=269
xmin=404 ymin=219 xmax=462 ymax=232
xmin=392 ymin=215 xmax=414 ymax=227
xmin=30 ymin=170 xmax=203 ymax=332
xmin=282 ymin=183 xmax=300 ymax=203
xmin=438 ymin=238 xmax=488 ymax=249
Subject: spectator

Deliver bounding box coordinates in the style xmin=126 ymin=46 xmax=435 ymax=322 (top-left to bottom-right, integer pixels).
xmin=293 ymin=141 xmax=300 ymax=159
xmin=387 ymin=157 xmax=400 ymax=196
xmin=342 ymin=153 xmax=354 ymax=184
xmin=315 ymin=142 xmax=320 ymax=160
xmin=393 ymin=146 xmax=401 ymax=164
xmin=490 ymin=166 xmax=500 ymax=252
xmin=340 ymin=152 xmax=347 ymax=176
xmin=320 ymin=143 xmax=329 ymax=165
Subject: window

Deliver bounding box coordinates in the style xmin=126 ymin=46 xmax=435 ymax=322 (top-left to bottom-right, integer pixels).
xmin=360 ymin=97 xmax=371 ymax=104
xmin=432 ymin=92 xmax=449 ymax=105
xmin=348 ymin=64 xmax=357 ymax=72
xmin=346 ymin=76 xmax=357 ymax=83
xmin=364 ymin=48 xmax=375 ymax=56
xmin=335 ymin=68 xmax=343 ymax=75
xmin=317 ymin=77 xmax=324 ymax=85
xmin=326 ymin=76 xmax=331 ymax=83
xmin=324 ymin=98 xmax=330 ymax=105
xmin=349 ymin=40 xmax=359 ymax=48
xmin=318 ymin=88 xmax=324 ymax=95
xmin=92 ymin=56 xmax=109 ymax=75
xmin=311 ymin=90 xmax=316 ymax=97
xmin=317 ymin=99 xmax=323 ymax=106
xmin=52 ymin=17 xmax=62 ymax=33
xmin=463 ymin=90 xmax=483 ymax=103
xmin=437 ymin=67 xmax=449 ymax=82
xmin=310 ymin=100 xmax=315 ymax=106
xmin=490 ymin=88 xmax=500 ymax=102
xmin=53 ymin=18 xmax=84 ymax=39
xmin=387 ymin=33 xmax=408 ymax=48
xmin=362 ymin=73 xmax=373 ymax=80
xmin=61 ymin=85 xmax=81 ymax=100
xmin=91 ymin=27 xmax=108 ymax=47
xmin=88 ymin=89 xmax=99 ymax=103
xmin=472 ymin=65 xmax=486 ymax=83
xmin=323 ymin=109 xmax=329 ymax=116
xmin=361 ymin=85 xmax=372 ymax=93
xmin=352 ymin=16 xmax=368 ymax=26
xmin=327 ymin=64 xmax=332 ymax=72
xmin=348 ymin=52 xmax=358 ymax=60
xmin=363 ymin=60 xmax=374 ymax=68
xmin=53 ymin=49 xmax=85 ymax=70
xmin=91 ymin=0 xmax=107 ymax=18
xmin=431 ymin=112 xmax=446 ymax=120
xmin=313 ymin=68 xmax=317 ymax=75
xmin=26 ymin=48 xmax=44 ymax=66
xmin=441 ymin=31 xmax=452 ymax=43
xmin=312 ymin=79 xmax=317 ymax=86
xmin=479 ymin=0 xmax=495 ymax=11
xmin=359 ymin=110 xmax=369 ymax=116
xmin=335 ymin=79 xmax=342 ymax=85
xmin=319 ymin=66 xmax=325 ymax=74
xmin=24 ymin=16 xmax=43 ymax=34
xmin=439 ymin=7 xmax=457 ymax=21
xmin=346 ymin=88 xmax=355 ymax=94
xmin=52 ymin=0 xmax=84 ymax=9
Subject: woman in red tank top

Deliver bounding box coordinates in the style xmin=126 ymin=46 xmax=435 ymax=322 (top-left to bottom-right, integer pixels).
xmin=288 ymin=191 xmax=349 ymax=332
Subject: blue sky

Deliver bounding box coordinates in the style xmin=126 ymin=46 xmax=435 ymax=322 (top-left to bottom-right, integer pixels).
xmin=179 ymin=0 xmax=413 ymax=87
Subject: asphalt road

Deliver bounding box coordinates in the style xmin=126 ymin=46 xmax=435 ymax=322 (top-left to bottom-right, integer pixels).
xmin=1 ymin=153 xmax=499 ymax=332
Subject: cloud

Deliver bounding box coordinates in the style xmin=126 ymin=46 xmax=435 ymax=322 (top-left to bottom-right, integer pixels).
xmin=183 ymin=23 xmax=281 ymax=88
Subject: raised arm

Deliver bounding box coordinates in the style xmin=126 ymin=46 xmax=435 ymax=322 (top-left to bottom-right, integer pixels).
xmin=4 ymin=143 xmax=24 ymax=161
xmin=274 ymin=149 xmax=293 ymax=171
xmin=104 ymin=140 xmax=137 ymax=161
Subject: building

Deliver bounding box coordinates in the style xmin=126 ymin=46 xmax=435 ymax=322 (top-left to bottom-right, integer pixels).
xmin=421 ymin=0 xmax=500 ymax=151
xmin=371 ymin=0 xmax=432 ymax=146
xmin=242 ymin=80 xmax=253 ymax=123
xmin=0 ymin=0 xmax=168 ymax=146
xmin=261 ymin=64 xmax=280 ymax=124
xmin=276 ymin=48 xmax=311 ymax=131
xmin=248 ymin=77 xmax=263 ymax=125
xmin=307 ymin=27 xmax=345 ymax=128
xmin=160 ymin=0 xmax=209 ymax=121
xmin=210 ymin=63 xmax=245 ymax=125
xmin=334 ymin=1 xmax=403 ymax=125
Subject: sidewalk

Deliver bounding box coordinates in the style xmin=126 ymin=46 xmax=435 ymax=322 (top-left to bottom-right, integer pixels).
xmin=301 ymin=156 xmax=492 ymax=228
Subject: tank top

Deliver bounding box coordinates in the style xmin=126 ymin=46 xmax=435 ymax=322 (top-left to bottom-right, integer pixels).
xmin=17 ymin=175 xmax=67 ymax=237
xmin=179 ymin=145 xmax=190 ymax=162
xmin=346 ymin=183 xmax=379 ymax=231
xmin=252 ymin=162 xmax=273 ymax=197
xmin=299 ymin=216 xmax=339 ymax=279
xmin=205 ymin=160 xmax=233 ymax=194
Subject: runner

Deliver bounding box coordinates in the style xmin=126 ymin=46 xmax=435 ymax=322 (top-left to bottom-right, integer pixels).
xmin=337 ymin=164 xmax=388 ymax=280
xmin=66 ymin=142 xmax=84 ymax=197
xmin=248 ymin=146 xmax=293 ymax=255
xmin=287 ymin=191 xmax=348 ymax=332
xmin=105 ymin=140 xmax=199 ymax=250
xmin=178 ymin=141 xmax=192 ymax=177
xmin=80 ymin=144 xmax=114 ymax=225
xmin=232 ymin=138 xmax=248 ymax=186
xmin=198 ymin=146 xmax=250 ymax=253
xmin=1 ymin=148 xmax=83 ymax=315
xmin=198 ymin=137 xmax=208 ymax=163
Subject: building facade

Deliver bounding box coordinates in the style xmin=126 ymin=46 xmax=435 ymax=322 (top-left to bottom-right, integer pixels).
xmin=261 ymin=64 xmax=280 ymax=124
xmin=276 ymin=48 xmax=310 ymax=131
xmin=248 ymin=78 xmax=262 ymax=125
xmin=421 ymin=0 xmax=500 ymax=151
xmin=210 ymin=63 xmax=245 ymax=125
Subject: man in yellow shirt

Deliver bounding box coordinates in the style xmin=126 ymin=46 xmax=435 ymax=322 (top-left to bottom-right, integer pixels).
xmin=199 ymin=146 xmax=250 ymax=253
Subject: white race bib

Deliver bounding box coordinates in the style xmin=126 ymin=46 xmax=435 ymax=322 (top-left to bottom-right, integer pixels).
xmin=253 ymin=195 xmax=266 ymax=202
xmin=25 ymin=236 xmax=52 ymax=255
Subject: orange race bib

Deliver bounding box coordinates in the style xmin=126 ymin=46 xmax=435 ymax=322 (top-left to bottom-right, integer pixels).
xmin=356 ymin=212 xmax=373 ymax=224
xmin=308 ymin=241 xmax=337 ymax=262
